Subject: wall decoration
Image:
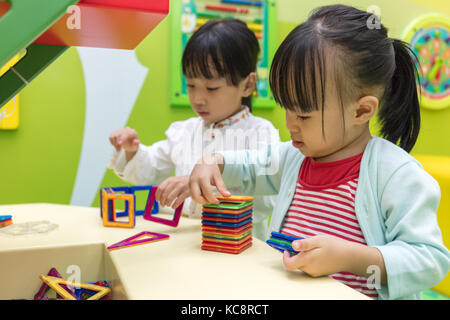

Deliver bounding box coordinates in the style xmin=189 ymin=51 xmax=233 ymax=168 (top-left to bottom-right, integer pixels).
xmin=170 ymin=0 xmax=277 ymax=109
xmin=403 ymin=14 xmax=450 ymax=110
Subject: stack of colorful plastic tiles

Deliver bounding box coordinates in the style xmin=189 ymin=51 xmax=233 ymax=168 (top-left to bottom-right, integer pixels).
xmin=266 ymin=231 xmax=302 ymax=256
xmin=201 ymin=195 xmax=253 ymax=254
xmin=0 ymin=215 xmax=12 ymax=228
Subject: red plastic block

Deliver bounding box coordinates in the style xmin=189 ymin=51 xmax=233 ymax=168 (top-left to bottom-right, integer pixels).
xmin=34 ymin=0 xmax=169 ymax=49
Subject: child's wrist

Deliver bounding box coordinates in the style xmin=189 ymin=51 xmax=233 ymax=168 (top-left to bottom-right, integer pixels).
xmin=203 ymin=153 xmax=225 ymax=173
xmin=344 ymin=242 xmax=387 ymax=284
xmin=125 ymin=149 xmax=138 ymax=162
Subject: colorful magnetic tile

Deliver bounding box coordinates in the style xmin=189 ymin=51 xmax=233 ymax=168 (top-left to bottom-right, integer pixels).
xmin=107 ymin=231 xmax=169 ymax=251
xmin=202 ymin=224 xmax=252 ymax=234
xmin=266 ymin=239 xmax=298 ymax=254
xmin=202 ymin=233 xmax=252 ymax=245
xmin=202 ymin=230 xmax=252 ymax=240
xmin=0 ymin=218 xmax=12 ymax=228
xmin=101 ymin=189 xmax=135 ymax=228
xmin=202 ymin=218 xmax=252 ymax=228
xmin=39 ymin=275 xmax=111 ymax=300
xmin=143 ymin=186 xmax=184 ymax=227
xmin=269 ymin=237 xmax=294 ymax=247
xmin=270 ymin=232 xmax=303 ymax=243
xmin=100 ymin=185 xmax=159 ymax=218
xmin=75 ymin=281 xmax=111 ymax=300
xmin=202 ymin=237 xmax=252 ymax=249
xmin=202 ymin=210 xmax=252 ymax=218
xmin=203 ymin=201 xmax=253 ymax=210
xmin=34 ymin=268 xmax=77 ymax=300
xmin=129 ymin=185 xmax=159 ymax=215
xmin=201 ymin=213 xmax=252 ymax=223
xmin=214 ymin=195 xmax=254 ymax=202
xmin=201 ymin=242 xmax=252 ymax=254
xmin=0 ymin=215 xmax=12 ymax=221
xmin=266 ymin=232 xmax=303 ymax=256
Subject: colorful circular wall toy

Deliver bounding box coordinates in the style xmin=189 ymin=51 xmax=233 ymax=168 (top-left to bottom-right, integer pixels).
xmin=403 ymin=14 xmax=450 ymax=110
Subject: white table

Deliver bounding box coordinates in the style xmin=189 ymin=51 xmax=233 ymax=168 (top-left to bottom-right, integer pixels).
xmin=0 ymin=203 xmax=369 ymax=300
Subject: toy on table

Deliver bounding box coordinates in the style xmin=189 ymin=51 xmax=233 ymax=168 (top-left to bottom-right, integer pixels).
xmin=100 ymin=185 xmax=159 ymax=228
xmin=266 ymin=232 xmax=302 ymax=256
xmin=0 ymin=220 xmax=57 ymax=236
xmin=201 ymin=195 xmax=253 ymax=254
xmin=107 ymin=231 xmax=169 ymax=251
xmin=143 ymin=186 xmax=184 ymax=227
xmin=75 ymin=281 xmax=111 ymax=300
xmin=0 ymin=215 xmax=13 ymax=228
xmin=39 ymin=275 xmax=111 ymax=300
xmin=34 ymin=267 xmax=77 ymax=300
xmin=35 ymin=267 xmax=111 ymax=300
xmin=100 ymin=188 xmax=135 ymax=228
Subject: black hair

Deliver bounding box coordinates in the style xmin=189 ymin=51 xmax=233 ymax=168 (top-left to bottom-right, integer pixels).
xmin=182 ymin=18 xmax=260 ymax=111
xmin=269 ymin=4 xmax=421 ymax=152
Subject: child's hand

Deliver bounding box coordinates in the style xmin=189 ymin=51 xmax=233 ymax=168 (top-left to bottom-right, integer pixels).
xmin=155 ymin=176 xmax=190 ymax=209
xmin=109 ymin=127 xmax=140 ymax=161
xmin=189 ymin=154 xmax=231 ymax=205
xmin=282 ymin=235 xmax=352 ymax=277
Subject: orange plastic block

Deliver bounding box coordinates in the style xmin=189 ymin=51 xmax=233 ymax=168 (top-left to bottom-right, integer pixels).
xmin=101 ymin=189 xmax=135 ymax=228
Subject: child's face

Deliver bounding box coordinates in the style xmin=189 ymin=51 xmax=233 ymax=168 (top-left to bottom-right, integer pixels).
xmin=285 ymin=98 xmax=365 ymax=162
xmin=186 ymin=75 xmax=252 ymax=124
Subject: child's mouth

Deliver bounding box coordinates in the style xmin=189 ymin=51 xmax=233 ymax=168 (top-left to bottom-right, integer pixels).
xmin=292 ymin=140 xmax=304 ymax=148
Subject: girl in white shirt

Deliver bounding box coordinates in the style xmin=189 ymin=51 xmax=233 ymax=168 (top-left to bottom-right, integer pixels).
xmin=108 ymin=19 xmax=280 ymax=240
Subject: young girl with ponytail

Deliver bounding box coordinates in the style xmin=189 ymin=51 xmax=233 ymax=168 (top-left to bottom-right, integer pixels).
xmin=188 ymin=5 xmax=450 ymax=299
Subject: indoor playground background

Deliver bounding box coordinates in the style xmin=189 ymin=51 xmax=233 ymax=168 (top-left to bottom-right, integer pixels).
xmin=0 ymin=0 xmax=449 ymax=299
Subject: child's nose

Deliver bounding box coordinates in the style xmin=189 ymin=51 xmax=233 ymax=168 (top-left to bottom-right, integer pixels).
xmin=192 ymin=92 xmax=206 ymax=106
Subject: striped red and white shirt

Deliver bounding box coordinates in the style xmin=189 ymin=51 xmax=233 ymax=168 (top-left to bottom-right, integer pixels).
xmin=280 ymin=152 xmax=378 ymax=299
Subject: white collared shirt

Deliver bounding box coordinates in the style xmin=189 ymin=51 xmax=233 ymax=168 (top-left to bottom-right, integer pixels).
xmin=108 ymin=107 xmax=280 ymax=240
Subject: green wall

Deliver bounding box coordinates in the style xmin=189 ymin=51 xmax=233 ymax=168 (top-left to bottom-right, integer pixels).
xmin=0 ymin=0 xmax=448 ymax=206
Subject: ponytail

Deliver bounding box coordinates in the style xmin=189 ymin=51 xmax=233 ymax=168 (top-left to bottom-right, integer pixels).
xmin=378 ymin=39 xmax=421 ymax=153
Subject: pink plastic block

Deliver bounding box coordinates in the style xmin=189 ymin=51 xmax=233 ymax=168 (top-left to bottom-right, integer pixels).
xmin=143 ymin=186 xmax=184 ymax=227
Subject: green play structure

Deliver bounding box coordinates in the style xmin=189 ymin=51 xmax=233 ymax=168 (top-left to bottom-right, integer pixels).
xmin=0 ymin=0 xmax=80 ymax=108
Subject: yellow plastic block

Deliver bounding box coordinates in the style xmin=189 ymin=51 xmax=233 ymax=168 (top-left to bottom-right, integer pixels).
xmin=101 ymin=189 xmax=135 ymax=228
xmin=413 ymin=154 xmax=450 ymax=297
xmin=0 ymin=50 xmax=25 ymax=130
xmin=0 ymin=95 xmax=19 ymax=130
xmin=39 ymin=275 xmax=111 ymax=300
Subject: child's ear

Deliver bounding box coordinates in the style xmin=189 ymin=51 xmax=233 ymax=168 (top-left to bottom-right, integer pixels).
xmin=353 ymin=95 xmax=379 ymax=124
xmin=241 ymin=72 xmax=257 ymax=97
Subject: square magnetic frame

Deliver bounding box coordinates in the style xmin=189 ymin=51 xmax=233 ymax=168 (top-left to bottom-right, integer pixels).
xmin=143 ymin=186 xmax=184 ymax=227
xmin=101 ymin=189 xmax=135 ymax=228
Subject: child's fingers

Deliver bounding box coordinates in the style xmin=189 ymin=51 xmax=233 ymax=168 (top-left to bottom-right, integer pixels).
xmin=292 ymin=237 xmax=321 ymax=252
xmin=213 ymin=173 xmax=231 ymax=197
xmin=171 ymin=189 xmax=190 ymax=209
xmin=200 ymin=178 xmax=219 ymax=204
xmin=109 ymin=135 xmax=121 ymax=152
xmin=189 ymin=180 xmax=209 ymax=205
xmin=156 ymin=187 xmax=169 ymax=207
xmin=282 ymin=250 xmax=306 ymax=271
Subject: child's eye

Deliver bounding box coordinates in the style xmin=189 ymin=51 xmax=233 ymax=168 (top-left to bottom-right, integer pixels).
xmin=187 ymin=84 xmax=195 ymax=88
xmin=297 ymin=116 xmax=310 ymax=121
xmin=207 ymin=87 xmax=219 ymax=91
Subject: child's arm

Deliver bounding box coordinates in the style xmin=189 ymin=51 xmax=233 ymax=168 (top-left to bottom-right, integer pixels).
xmin=108 ymin=125 xmax=177 ymax=186
xmin=109 ymin=127 xmax=140 ymax=162
xmin=283 ymin=235 xmax=387 ymax=284
xmin=189 ymin=153 xmax=229 ymax=205
xmin=372 ymin=162 xmax=450 ymax=298
xmin=189 ymin=142 xmax=287 ymax=204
